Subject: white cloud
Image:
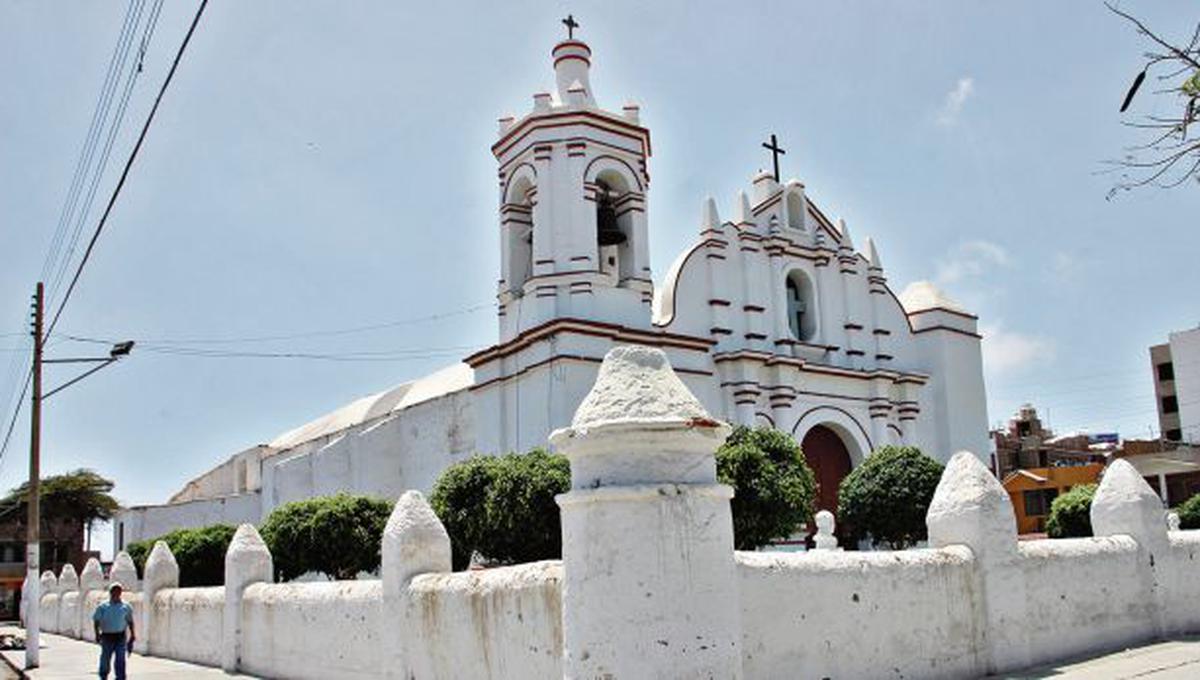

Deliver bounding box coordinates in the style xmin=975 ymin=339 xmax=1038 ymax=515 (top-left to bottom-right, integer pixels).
xmin=937 ymin=77 xmax=974 ymax=126
xmin=935 ymin=240 xmax=1009 ymax=285
xmin=981 ymin=322 xmax=1054 ymax=379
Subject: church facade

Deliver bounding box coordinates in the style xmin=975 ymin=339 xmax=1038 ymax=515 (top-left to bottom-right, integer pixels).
xmin=116 ymin=32 xmax=988 ymax=553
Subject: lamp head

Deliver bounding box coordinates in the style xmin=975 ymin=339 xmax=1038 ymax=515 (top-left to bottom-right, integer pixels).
xmin=109 ymin=341 xmax=135 ymax=358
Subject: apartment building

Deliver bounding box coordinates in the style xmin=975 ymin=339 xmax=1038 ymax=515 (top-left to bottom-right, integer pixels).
xmin=1151 ymin=326 xmax=1200 ymax=444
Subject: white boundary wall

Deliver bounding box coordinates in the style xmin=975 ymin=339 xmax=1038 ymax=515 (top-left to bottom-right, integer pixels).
xmin=34 ymin=347 xmax=1200 ymax=679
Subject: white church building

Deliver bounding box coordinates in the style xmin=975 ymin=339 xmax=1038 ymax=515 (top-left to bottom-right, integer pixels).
xmin=116 ymin=30 xmax=988 ymax=552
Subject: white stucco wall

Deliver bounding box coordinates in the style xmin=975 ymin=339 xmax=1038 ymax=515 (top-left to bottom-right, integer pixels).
xmin=1163 ymin=532 xmax=1200 ymax=632
xmin=57 ymin=592 xmax=81 ymax=638
xmin=240 ymin=581 xmax=382 ymax=680
xmin=117 ymin=492 xmax=261 ymax=553
xmin=265 ymin=386 xmax=474 ymax=512
xmin=171 ymin=446 xmax=268 ymax=503
xmin=149 ymin=587 xmax=224 ymax=667
xmin=1018 ymin=537 xmax=1157 ymax=663
xmin=38 ymin=593 xmax=58 ymax=634
xmin=404 ymin=561 xmax=563 ymax=680
xmin=911 ymin=313 xmax=991 ymax=463
xmin=737 ymin=547 xmax=981 ymax=679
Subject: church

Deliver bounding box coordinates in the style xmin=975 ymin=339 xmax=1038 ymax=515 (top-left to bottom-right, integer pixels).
xmin=115 ymin=27 xmax=989 ymax=552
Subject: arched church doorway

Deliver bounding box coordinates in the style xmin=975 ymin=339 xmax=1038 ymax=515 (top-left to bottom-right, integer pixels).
xmin=800 ymin=424 xmax=853 ymax=546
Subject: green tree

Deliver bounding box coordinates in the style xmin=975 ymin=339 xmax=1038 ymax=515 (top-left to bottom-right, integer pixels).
xmin=430 ymin=455 xmax=503 ymax=569
xmin=1 ymin=469 xmax=120 ymax=549
xmin=837 ymin=445 xmax=944 ymax=549
xmin=715 ymin=426 xmax=816 ymax=550
xmin=1174 ymin=492 xmax=1200 ymax=530
xmin=430 ymin=449 xmax=570 ymax=570
xmin=126 ymin=524 xmax=237 ymax=587
xmin=259 ymin=493 xmax=393 ymax=581
xmin=1046 ymin=484 xmax=1096 ymax=538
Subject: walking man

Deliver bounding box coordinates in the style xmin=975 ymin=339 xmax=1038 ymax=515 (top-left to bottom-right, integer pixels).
xmin=92 ymin=582 xmax=135 ymax=679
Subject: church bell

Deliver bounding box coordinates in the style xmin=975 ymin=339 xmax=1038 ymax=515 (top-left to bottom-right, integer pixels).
xmin=596 ymin=184 xmax=627 ymax=246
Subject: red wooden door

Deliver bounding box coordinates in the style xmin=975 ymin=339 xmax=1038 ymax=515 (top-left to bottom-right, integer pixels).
xmin=800 ymin=425 xmax=853 ymax=514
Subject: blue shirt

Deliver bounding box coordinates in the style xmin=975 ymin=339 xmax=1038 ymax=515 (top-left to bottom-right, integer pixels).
xmin=92 ymin=601 xmax=133 ymax=634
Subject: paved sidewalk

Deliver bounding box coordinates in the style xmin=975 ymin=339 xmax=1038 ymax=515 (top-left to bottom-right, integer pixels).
xmin=0 ymin=627 xmax=256 ymax=679
xmin=998 ymin=636 xmax=1200 ymax=679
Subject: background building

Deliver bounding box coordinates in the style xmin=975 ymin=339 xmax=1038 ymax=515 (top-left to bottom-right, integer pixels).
xmin=1003 ymin=463 xmax=1103 ymax=535
xmin=1114 ymin=439 xmax=1200 ymax=508
xmin=0 ymin=515 xmax=89 ymax=619
xmin=991 ymin=404 xmax=1108 ymax=479
xmin=1151 ymin=326 xmax=1200 ymax=444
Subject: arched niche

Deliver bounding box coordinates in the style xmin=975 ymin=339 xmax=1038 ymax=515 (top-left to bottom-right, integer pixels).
xmin=784 ymin=268 xmax=819 ymax=342
xmin=785 ymin=189 xmax=805 ymax=230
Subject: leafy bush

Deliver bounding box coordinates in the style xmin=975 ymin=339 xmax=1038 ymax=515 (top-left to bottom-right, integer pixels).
xmin=430 ymin=455 xmax=500 ymax=569
xmin=260 ymin=493 xmax=393 ymax=581
xmin=430 ymin=449 xmax=570 ymax=570
xmin=1046 ymin=484 xmax=1096 ymax=538
xmin=126 ymin=524 xmax=237 ymax=587
xmin=837 ymin=445 xmax=944 ymax=549
xmin=482 ymin=449 xmax=571 ymax=564
xmin=1174 ymin=492 xmax=1200 ymax=530
xmin=716 ymin=426 xmax=816 ymax=550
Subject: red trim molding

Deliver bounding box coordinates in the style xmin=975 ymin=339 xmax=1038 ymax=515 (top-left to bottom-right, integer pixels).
xmin=466 ymin=317 xmax=715 ymax=367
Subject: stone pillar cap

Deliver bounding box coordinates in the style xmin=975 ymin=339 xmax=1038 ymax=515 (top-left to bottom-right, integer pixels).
xmin=550 ymin=345 xmax=727 ymax=446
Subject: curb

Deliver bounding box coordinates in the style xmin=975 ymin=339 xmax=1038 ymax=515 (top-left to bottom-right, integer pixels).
xmin=0 ymin=650 xmax=27 ymax=679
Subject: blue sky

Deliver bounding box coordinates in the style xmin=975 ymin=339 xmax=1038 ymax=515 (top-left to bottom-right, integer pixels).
xmin=2 ymin=1 xmax=1197 ymax=552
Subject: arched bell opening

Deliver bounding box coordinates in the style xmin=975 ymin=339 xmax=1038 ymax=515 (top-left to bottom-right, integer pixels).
xmin=593 ymin=169 xmax=635 ymax=287
xmin=504 ymin=174 xmax=535 ymax=293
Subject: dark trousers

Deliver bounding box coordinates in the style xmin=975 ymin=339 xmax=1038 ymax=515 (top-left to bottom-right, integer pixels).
xmin=98 ymin=632 xmax=126 ymax=680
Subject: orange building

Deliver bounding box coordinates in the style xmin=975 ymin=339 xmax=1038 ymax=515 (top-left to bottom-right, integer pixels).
xmin=1002 ymin=463 xmax=1104 ymax=535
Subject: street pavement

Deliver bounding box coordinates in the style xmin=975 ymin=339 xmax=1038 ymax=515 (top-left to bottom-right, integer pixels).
xmin=0 ymin=627 xmax=256 ymax=679
xmin=996 ymin=636 xmax=1200 ymax=679
xmin=0 ymin=626 xmax=1197 ymax=678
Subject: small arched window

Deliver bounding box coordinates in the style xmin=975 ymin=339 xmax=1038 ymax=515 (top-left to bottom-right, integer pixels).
xmin=786 ymin=191 xmax=805 ymax=230
xmin=785 ymin=270 xmax=817 ymax=341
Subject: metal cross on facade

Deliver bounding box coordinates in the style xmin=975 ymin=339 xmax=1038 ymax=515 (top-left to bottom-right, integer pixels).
xmin=786 ymin=277 xmax=806 ymax=339
xmin=762 ymin=133 xmax=786 ymax=182
xmin=562 ymin=15 xmax=579 ymax=39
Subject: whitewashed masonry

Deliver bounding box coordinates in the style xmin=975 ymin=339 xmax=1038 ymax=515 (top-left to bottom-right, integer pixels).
xmin=40 ymin=347 xmax=1200 ymax=679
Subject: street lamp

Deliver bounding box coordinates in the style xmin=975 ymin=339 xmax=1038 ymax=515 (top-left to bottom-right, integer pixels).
xmin=25 ymin=282 xmax=133 ymax=669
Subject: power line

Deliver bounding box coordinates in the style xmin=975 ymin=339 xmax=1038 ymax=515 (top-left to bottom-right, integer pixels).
xmin=63 ymin=335 xmax=481 ymax=363
xmin=60 ymin=302 xmax=495 ymax=347
xmin=48 ymin=0 xmax=155 ymax=305
xmin=0 ymin=369 xmax=31 ymax=466
xmin=45 ymin=0 xmax=210 ymax=340
xmin=39 ymin=0 xmax=145 ymax=291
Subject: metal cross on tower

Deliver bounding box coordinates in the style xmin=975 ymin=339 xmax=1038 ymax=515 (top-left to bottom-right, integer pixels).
xmin=762 ymin=133 xmax=786 ymax=182
xmin=562 ymin=15 xmax=579 ymax=39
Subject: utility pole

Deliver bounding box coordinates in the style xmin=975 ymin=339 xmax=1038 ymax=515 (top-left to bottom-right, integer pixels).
xmin=17 ymin=282 xmax=133 ymax=668
xmin=25 ymin=282 xmax=42 ymax=669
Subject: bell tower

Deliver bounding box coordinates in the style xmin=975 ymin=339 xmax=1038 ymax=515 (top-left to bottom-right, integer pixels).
xmin=492 ymin=22 xmax=654 ymax=342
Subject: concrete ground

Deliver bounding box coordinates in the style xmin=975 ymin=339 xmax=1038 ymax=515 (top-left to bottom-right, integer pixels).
xmin=0 ymin=627 xmax=256 ymax=679
xmin=997 ymin=636 xmax=1200 ymax=679
xmin=0 ymin=626 xmax=1196 ymax=678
